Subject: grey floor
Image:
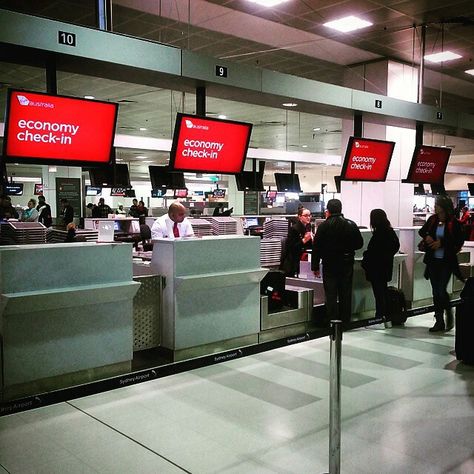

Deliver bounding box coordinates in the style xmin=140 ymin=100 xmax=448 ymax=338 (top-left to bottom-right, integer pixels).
xmin=1 ymin=313 xmax=473 ymax=474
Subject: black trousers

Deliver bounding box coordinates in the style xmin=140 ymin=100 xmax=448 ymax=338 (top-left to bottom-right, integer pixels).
xmin=370 ymin=279 xmax=388 ymax=319
xmin=322 ymin=259 xmax=354 ymax=323
xmin=427 ymin=258 xmax=452 ymax=316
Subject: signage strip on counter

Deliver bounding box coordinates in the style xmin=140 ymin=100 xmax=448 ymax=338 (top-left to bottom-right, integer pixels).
xmin=0 ymin=304 xmax=439 ymax=417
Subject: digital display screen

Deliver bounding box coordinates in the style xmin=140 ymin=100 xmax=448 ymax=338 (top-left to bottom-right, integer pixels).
xmin=5 ymin=183 xmax=24 ymax=195
xmin=85 ymin=185 xmax=102 ymax=196
xmin=151 ymin=188 xmax=166 ymax=198
xmin=235 ymin=171 xmax=264 ymax=191
xmin=213 ymin=189 xmax=226 ymax=198
xmin=170 ymin=113 xmax=252 ymax=174
xmin=404 ymin=145 xmax=452 ymax=185
xmin=34 ymin=183 xmax=44 ymax=195
xmin=149 ymin=166 xmax=186 ymax=189
xmin=174 ymin=188 xmax=188 ymax=198
xmin=110 ymin=187 xmax=127 ymax=197
xmin=3 ymin=89 xmax=118 ymax=166
xmin=468 ymin=183 xmax=474 ymax=197
xmin=340 ymin=137 xmax=395 ymax=182
xmin=266 ymin=190 xmax=278 ymax=199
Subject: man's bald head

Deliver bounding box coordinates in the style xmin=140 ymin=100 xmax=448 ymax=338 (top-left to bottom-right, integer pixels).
xmin=168 ymin=202 xmax=187 ymax=223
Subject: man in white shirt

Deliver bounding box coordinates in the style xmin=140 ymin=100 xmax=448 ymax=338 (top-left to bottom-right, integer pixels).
xmin=151 ymin=202 xmax=195 ymax=239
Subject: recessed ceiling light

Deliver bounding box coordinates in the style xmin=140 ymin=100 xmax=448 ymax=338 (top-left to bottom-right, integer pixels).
xmin=323 ymin=16 xmax=372 ymax=33
xmin=313 ymin=127 xmax=321 ymax=131
xmin=136 ymin=156 xmax=147 ymax=159
xmin=424 ymin=51 xmax=462 ymax=63
xmin=247 ymin=0 xmax=290 ymax=7
xmin=143 ymin=160 xmax=153 ymax=163
xmin=84 ymin=95 xmax=95 ymax=100
xmin=301 ymin=145 xmax=308 ymax=148
xmin=465 ymin=69 xmax=474 ymax=76
xmin=282 ymin=102 xmax=298 ymax=107
xmin=139 ymin=127 xmax=148 ymax=131
xmin=217 ymin=114 xmax=227 ymax=119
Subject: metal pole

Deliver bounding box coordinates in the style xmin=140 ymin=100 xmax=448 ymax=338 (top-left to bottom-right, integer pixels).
xmin=329 ymin=320 xmax=342 ymax=474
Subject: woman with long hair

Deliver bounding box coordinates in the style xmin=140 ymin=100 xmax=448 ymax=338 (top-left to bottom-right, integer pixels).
xmin=419 ymin=195 xmax=464 ymax=332
xmin=362 ymin=209 xmax=400 ymax=327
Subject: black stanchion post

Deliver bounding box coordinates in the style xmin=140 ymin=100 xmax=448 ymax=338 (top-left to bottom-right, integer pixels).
xmin=329 ymin=320 xmax=342 ymax=474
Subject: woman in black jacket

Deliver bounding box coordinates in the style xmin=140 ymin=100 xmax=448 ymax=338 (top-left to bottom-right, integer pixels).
xmin=362 ymin=209 xmax=400 ymax=327
xmin=280 ymin=207 xmax=312 ymax=277
xmin=419 ymin=195 xmax=464 ymax=332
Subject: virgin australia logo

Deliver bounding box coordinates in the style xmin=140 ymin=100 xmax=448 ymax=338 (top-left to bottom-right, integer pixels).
xmin=17 ymin=95 xmax=30 ymax=106
xmin=184 ymin=119 xmax=209 ymax=131
xmin=17 ymin=94 xmax=54 ymax=108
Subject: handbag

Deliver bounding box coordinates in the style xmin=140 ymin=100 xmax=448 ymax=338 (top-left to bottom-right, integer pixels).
xmin=417 ymin=239 xmax=426 ymax=252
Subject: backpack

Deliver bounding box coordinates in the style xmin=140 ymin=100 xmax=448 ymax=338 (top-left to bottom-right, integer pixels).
xmin=386 ymin=286 xmax=407 ymax=325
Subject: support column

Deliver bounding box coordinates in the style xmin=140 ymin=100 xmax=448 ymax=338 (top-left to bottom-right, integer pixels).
xmin=342 ymin=60 xmax=418 ymax=228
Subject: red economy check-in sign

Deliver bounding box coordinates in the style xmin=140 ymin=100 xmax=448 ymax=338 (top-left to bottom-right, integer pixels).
xmin=4 ymin=90 xmax=118 ymax=165
xmin=404 ymin=145 xmax=451 ymax=184
xmin=341 ymin=137 xmax=396 ymax=182
xmin=170 ymin=114 xmax=252 ymax=174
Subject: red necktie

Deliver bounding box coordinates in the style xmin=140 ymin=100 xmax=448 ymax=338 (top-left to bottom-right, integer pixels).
xmin=173 ymin=222 xmax=180 ymax=238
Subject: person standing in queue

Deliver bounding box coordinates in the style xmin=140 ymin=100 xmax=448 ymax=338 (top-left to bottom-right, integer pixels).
xmin=361 ymin=209 xmax=400 ymax=328
xmin=280 ymin=207 xmax=313 ymax=277
xmin=419 ymin=195 xmax=464 ymax=332
xmin=20 ymin=198 xmax=39 ymax=222
xmin=60 ymin=198 xmax=74 ymax=226
xmin=151 ymin=202 xmax=195 ymax=239
xmin=311 ymin=198 xmax=363 ymax=325
xmin=36 ymin=195 xmax=52 ymax=227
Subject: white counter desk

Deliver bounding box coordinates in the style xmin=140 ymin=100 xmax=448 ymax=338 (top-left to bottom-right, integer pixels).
xmin=0 ymin=242 xmax=140 ymax=400
xmin=151 ymin=235 xmax=267 ymax=360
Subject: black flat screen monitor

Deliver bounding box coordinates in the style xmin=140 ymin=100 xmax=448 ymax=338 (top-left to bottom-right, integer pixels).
xmin=468 ymin=183 xmax=474 ymax=196
xmin=431 ymin=183 xmax=446 ymax=195
xmin=34 ymin=183 xmax=44 ymax=195
xmin=235 ymin=171 xmax=264 ymax=191
xmin=149 ymin=166 xmax=186 ymax=190
xmin=334 ymin=175 xmax=341 ymax=193
xmin=414 ymin=183 xmax=426 ymax=195
xmin=274 ymin=173 xmax=302 ymax=193
xmin=266 ymin=190 xmax=278 ymax=199
xmin=88 ymin=164 xmax=130 ymax=187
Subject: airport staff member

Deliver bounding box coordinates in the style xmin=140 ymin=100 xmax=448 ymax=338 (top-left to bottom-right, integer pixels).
xmin=151 ymin=202 xmax=194 ymax=239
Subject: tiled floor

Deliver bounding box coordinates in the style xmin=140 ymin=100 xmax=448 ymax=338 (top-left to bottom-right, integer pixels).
xmin=1 ymin=313 xmax=473 ymax=473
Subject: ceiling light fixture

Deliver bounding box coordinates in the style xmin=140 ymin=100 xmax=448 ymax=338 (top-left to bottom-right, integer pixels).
xmin=139 ymin=127 xmax=148 ymax=131
xmin=135 ymin=156 xmax=147 ymax=159
xmin=323 ymin=16 xmax=372 ymax=33
xmin=282 ymin=102 xmax=297 ymax=107
xmin=424 ymin=51 xmax=462 ymax=63
xmin=247 ymin=0 xmax=290 ymax=7
xmin=301 ymin=145 xmax=308 ymax=148
xmin=313 ymin=127 xmax=321 ymax=131
xmin=465 ymin=69 xmax=474 ymax=76
xmin=84 ymin=95 xmax=95 ymax=100
xmin=217 ymin=114 xmax=227 ymax=119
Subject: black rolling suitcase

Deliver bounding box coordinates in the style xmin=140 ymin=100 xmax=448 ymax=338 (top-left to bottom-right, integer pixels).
xmin=260 ymin=270 xmax=286 ymax=312
xmin=385 ymin=286 xmax=407 ymax=325
xmin=455 ymin=277 xmax=474 ymax=365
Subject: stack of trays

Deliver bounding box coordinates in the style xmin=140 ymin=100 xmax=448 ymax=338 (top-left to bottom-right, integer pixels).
xmin=188 ymin=218 xmax=213 ymax=237
xmin=263 ymin=218 xmax=289 ymax=240
xmin=207 ymin=217 xmax=238 ymax=235
xmin=260 ymin=238 xmax=282 ymax=268
xmin=0 ymin=221 xmax=47 ymax=245
xmin=46 ymin=229 xmax=99 ymax=243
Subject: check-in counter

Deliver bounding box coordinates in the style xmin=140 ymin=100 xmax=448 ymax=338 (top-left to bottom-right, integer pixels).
xmin=151 ymin=235 xmax=268 ymax=361
xmin=399 ymin=227 xmax=469 ymax=308
xmin=0 ymin=242 xmax=139 ymax=400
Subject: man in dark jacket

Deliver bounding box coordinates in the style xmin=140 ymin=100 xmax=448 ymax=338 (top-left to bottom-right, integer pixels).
xmin=36 ymin=195 xmax=52 ymax=227
xmin=312 ymin=199 xmax=363 ymax=324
